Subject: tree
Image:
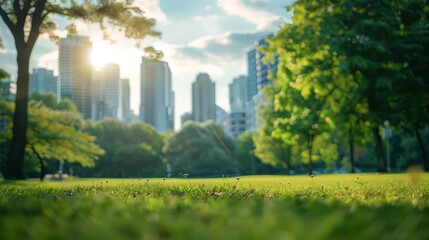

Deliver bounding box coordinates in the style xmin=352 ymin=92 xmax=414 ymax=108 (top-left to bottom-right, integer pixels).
xmin=252 ymin=93 xmax=294 ymax=172
xmin=83 ymin=119 xmax=131 ymax=176
xmin=83 ymin=119 xmax=164 ymax=177
xmin=0 ymin=0 xmax=160 ymax=179
xmin=112 ymin=144 xmax=163 ymax=177
xmin=30 ymin=92 xmax=77 ymax=112
xmin=266 ymin=0 xmax=429 ymax=173
xmin=0 ymin=100 xmax=104 ymax=180
xmin=235 ymin=132 xmax=263 ymax=175
xmin=163 ymin=121 xmax=238 ymax=177
xmin=129 ymin=122 xmax=164 ymax=155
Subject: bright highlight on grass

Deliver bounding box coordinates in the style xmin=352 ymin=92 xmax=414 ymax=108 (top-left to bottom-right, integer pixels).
xmin=1 ymin=174 xmax=428 ymax=239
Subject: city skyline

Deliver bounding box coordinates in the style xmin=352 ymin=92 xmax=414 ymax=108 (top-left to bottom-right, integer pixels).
xmin=0 ymin=0 xmax=291 ymax=129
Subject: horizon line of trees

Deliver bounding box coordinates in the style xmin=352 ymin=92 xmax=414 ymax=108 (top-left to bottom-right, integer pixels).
xmin=1 ymin=91 xmax=427 ymax=179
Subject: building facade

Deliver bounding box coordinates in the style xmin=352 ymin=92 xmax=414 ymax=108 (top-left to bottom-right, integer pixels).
xmin=228 ymin=75 xmax=248 ymax=137
xmin=246 ymin=48 xmax=258 ymax=102
xmin=228 ymin=112 xmax=246 ymax=138
xmin=192 ymin=73 xmax=216 ymax=123
xmin=99 ymin=64 xmax=121 ymax=120
xmin=29 ymin=68 xmax=58 ymax=96
xmin=229 ymin=75 xmax=247 ymax=113
xmin=140 ymin=57 xmax=174 ymax=132
xmin=0 ymin=78 xmax=15 ymax=101
xmin=245 ymin=35 xmax=278 ymax=131
xmin=121 ymin=78 xmax=132 ymax=123
xmin=59 ymin=34 xmax=93 ymax=119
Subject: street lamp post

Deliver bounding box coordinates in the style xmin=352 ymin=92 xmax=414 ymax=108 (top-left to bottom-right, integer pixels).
xmin=382 ymin=120 xmax=392 ymax=172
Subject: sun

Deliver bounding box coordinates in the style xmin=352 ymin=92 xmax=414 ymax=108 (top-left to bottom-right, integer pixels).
xmin=91 ymin=41 xmax=122 ymax=69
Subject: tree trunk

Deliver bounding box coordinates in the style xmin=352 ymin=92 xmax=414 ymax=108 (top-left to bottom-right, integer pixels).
xmin=415 ymin=128 xmax=428 ymax=172
xmin=4 ymin=48 xmax=30 ymax=179
xmin=372 ymin=126 xmax=386 ymax=172
xmin=32 ymin=146 xmax=45 ymax=181
xmin=349 ymin=124 xmax=355 ymax=173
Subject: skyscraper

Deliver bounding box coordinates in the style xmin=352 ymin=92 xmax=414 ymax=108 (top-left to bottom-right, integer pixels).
xmin=229 ymin=75 xmax=247 ymax=113
xmin=245 ymin=35 xmax=278 ymax=131
xmin=246 ymin=35 xmax=277 ymax=98
xmin=121 ymin=78 xmax=132 ymax=123
xmin=247 ymin=48 xmax=258 ymax=102
xmin=91 ymin=70 xmax=101 ymax=122
xmin=192 ymin=73 xmax=216 ymax=123
xmin=140 ymin=57 xmax=174 ymax=132
xmin=228 ymin=75 xmax=247 ymax=137
xmin=59 ymin=34 xmax=92 ymax=119
xmin=99 ymin=64 xmax=121 ymax=120
xmin=0 ymin=77 xmax=15 ymax=101
xmin=29 ymin=68 xmax=58 ymax=96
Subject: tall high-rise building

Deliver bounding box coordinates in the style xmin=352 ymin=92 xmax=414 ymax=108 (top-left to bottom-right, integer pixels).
xmin=192 ymin=73 xmax=216 ymax=123
xmin=99 ymin=64 xmax=121 ymax=120
xmin=29 ymin=68 xmax=58 ymax=96
xmin=245 ymin=35 xmax=278 ymax=131
xmin=0 ymin=77 xmax=15 ymax=101
xmin=140 ymin=57 xmax=174 ymax=132
xmin=59 ymin=34 xmax=92 ymax=119
xmin=228 ymin=75 xmax=247 ymax=137
xmin=91 ymin=70 xmax=101 ymax=122
xmin=121 ymin=78 xmax=132 ymax=122
xmin=247 ymin=48 xmax=258 ymax=102
xmin=229 ymin=75 xmax=247 ymax=113
xmin=169 ymin=91 xmax=175 ymax=130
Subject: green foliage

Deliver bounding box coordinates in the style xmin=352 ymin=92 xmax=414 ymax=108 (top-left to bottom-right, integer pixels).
xmin=30 ymin=92 xmax=77 ymax=112
xmin=112 ymin=144 xmax=163 ymax=177
xmin=391 ymin=129 xmax=429 ymax=170
xmin=264 ymin=0 xmax=429 ymax=172
xmin=83 ymin=119 xmax=165 ymax=177
xmin=0 ymin=67 xmax=9 ymax=97
xmin=164 ymin=121 xmax=238 ymax=177
xmin=0 ymin=69 xmax=8 ymax=81
xmin=26 ymin=101 xmax=104 ymax=166
xmin=235 ymin=132 xmax=264 ymax=175
xmin=0 ymin=99 xmax=104 ymax=178
xmin=0 ymin=174 xmax=428 ymax=239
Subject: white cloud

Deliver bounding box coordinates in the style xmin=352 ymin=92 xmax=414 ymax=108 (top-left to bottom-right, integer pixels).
xmin=193 ymin=15 xmax=225 ymax=21
xmin=218 ymin=0 xmax=285 ymax=31
xmin=0 ymin=48 xmax=15 ymax=54
xmin=179 ymin=31 xmax=269 ymax=63
xmin=36 ymin=50 xmax=59 ymax=75
xmin=134 ymin=0 xmax=168 ymax=24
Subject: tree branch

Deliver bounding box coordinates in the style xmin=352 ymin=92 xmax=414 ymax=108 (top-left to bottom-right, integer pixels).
xmin=27 ymin=0 xmax=47 ymax=48
xmin=22 ymin=0 xmax=33 ymax=18
xmin=0 ymin=6 xmax=16 ymax=35
xmin=13 ymin=0 xmax=25 ymax=28
xmin=13 ymin=0 xmax=21 ymax=15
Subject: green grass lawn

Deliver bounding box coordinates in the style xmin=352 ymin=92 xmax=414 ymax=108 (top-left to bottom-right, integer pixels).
xmin=1 ymin=173 xmax=429 ymax=240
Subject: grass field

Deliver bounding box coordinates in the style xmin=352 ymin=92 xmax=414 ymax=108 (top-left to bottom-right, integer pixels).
xmin=1 ymin=173 xmax=429 ymax=240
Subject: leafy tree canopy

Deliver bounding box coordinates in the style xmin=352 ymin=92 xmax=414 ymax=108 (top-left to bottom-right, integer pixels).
xmin=164 ymin=121 xmax=238 ymax=177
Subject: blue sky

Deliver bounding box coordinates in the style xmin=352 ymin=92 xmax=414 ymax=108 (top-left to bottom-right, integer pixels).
xmin=0 ymin=0 xmax=292 ymax=129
